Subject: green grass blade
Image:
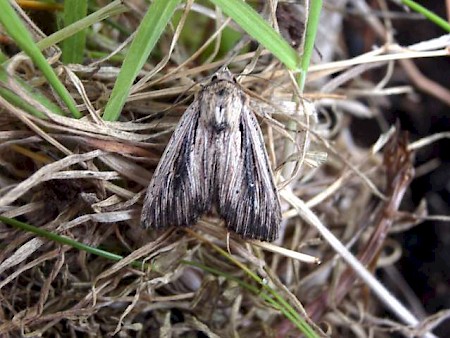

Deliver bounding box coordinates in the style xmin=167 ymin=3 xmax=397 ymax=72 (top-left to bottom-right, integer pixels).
xmin=282 ymin=1 xmax=323 ymax=179
xmin=208 ymin=0 xmax=299 ymax=70
xmin=298 ymin=0 xmax=323 ymax=89
xmin=0 ymin=49 xmax=7 ymax=63
xmin=0 ymin=212 xmax=317 ymax=336
xmin=188 ymin=258 xmax=291 ymax=332
xmin=102 ymin=0 xmax=182 ymax=121
xmin=0 ymin=2 xmax=126 ymax=119
xmin=0 ymin=0 xmax=81 ymax=118
xmin=184 ymin=251 xmax=318 ymax=337
xmin=0 ymin=67 xmax=65 ymax=117
xmin=0 ymin=87 xmax=47 ymax=119
xmin=0 ymin=216 xmax=147 ymax=269
xmin=61 ymin=0 xmax=88 ymax=64
xmin=401 ymin=0 xmax=450 ymax=32
xmin=38 ymin=0 xmax=128 ymax=51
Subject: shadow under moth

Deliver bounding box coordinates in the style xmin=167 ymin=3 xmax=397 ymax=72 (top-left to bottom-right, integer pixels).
xmin=141 ymin=68 xmax=281 ymax=241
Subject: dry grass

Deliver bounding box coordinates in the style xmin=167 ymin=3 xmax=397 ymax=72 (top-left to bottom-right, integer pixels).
xmin=1 ymin=1 xmax=450 ymax=337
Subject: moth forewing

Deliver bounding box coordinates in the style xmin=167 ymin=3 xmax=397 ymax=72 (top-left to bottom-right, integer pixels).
xmin=141 ymin=99 xmax=211 ymax=229
xmin=217 ymin=103 xmax=281 ymax=241
xmin=141 ymin=68 xmax=281 ymax=241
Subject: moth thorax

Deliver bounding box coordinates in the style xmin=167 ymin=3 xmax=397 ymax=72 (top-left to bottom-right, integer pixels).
xmin=213 ymin=105 xmax=228 ymax=132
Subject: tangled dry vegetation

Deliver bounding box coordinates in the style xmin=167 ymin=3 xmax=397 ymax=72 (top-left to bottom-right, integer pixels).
xmin=1 ymin=1 xmax=449 ymax=337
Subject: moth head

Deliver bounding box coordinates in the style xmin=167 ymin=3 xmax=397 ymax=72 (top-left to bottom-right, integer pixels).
xmin=211 ymin=67 xmax=236 ymax=84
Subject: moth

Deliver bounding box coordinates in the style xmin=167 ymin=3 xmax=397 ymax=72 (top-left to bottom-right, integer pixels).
xmin=141 ymin=68 xmax=281 ymax=241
